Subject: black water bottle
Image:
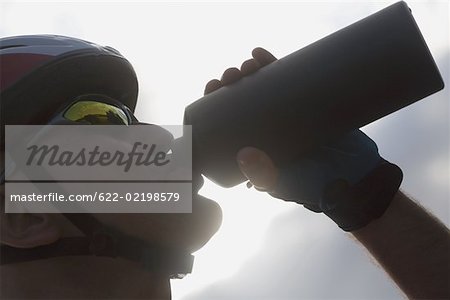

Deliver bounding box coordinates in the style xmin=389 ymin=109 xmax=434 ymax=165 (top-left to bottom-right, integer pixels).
xmin=184 ymin=1 xmax=445 ymax=188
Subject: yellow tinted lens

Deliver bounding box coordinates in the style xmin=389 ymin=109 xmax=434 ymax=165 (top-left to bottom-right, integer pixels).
xmin=64 ymin=101 xmax=129 ymax=125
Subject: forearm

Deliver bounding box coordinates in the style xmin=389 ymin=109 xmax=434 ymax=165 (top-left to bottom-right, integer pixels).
xmin=352 ymin=190 xmax=450 ymax=299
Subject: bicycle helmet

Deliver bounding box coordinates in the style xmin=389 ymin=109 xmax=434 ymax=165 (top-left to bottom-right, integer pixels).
xmin=1 ymin=34 xmax=138 ymax=126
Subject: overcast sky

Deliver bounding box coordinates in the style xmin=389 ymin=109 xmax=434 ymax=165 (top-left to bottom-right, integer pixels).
xmin=1 ymin=1 xmax=448 ymax=299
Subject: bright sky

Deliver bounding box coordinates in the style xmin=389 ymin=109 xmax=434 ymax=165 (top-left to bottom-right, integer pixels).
xmin=1 ymin=1 xmax=448 ymax=299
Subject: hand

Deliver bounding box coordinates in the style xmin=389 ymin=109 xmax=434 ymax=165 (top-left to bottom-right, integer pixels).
xmin=203 ymin=47 xmax=280 ymax=189
xmin=204 ymin=47 xmax=278 ymax=93
xmin=205 ymin=47 xmax=402 ymax=231
xmin=204 ymin=47 xmax=381 ymax=194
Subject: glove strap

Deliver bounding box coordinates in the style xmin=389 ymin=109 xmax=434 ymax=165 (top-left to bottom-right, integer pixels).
xmin=322 ymin=160 xmax=403 ymax=231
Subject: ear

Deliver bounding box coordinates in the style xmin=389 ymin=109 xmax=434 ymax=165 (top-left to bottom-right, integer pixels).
xmin=1 ymin=213 xmax=62 ymax=248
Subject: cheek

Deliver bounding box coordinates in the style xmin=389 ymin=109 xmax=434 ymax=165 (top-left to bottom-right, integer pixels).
xmin=1 ymin=183 xmax=6 ymax=233
xmin=0 ymin=185 xmax=4 ymax=212
xmin=1 ymin=194 xmax=6 ymax=243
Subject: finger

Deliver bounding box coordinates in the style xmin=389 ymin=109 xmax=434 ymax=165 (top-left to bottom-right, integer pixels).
xmin=221 ymin=67 xmax=243 ymax=85
xmin=240 ymin=58 xmax=260 ymax=76
xmin=236 ymin=146 xmax=279 ymax=191
xmin=252 ymin=47 xmax=277 ymax=67
xmin=204 ymin=79 xmax=223 ymax=95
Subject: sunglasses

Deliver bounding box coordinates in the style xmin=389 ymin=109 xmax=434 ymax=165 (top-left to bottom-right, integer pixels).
xmin=1 ymin=95 xmax=138 ymax=184
xmin=50 ymin=94 xmax=138 ymax=125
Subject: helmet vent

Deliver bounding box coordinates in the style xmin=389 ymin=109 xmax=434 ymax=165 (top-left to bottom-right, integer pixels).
xmin=0 ymin=44 xmax=25 ymax=50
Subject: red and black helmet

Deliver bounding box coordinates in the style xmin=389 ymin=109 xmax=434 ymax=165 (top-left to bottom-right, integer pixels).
xmin=0 ymin=34 xmax=138 ymax=127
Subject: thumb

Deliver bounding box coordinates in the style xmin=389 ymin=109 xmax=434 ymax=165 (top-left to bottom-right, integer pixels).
xmin=236 ymin=147 xmax=279 ymax=191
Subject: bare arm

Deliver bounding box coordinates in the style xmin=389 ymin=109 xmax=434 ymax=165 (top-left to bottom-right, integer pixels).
xmin=352 ymin=190 xmax=450 ymax=299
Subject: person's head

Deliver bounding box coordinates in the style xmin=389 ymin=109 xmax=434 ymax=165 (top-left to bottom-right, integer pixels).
xmin=0 ymin=35 xmax=222 ymax=299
